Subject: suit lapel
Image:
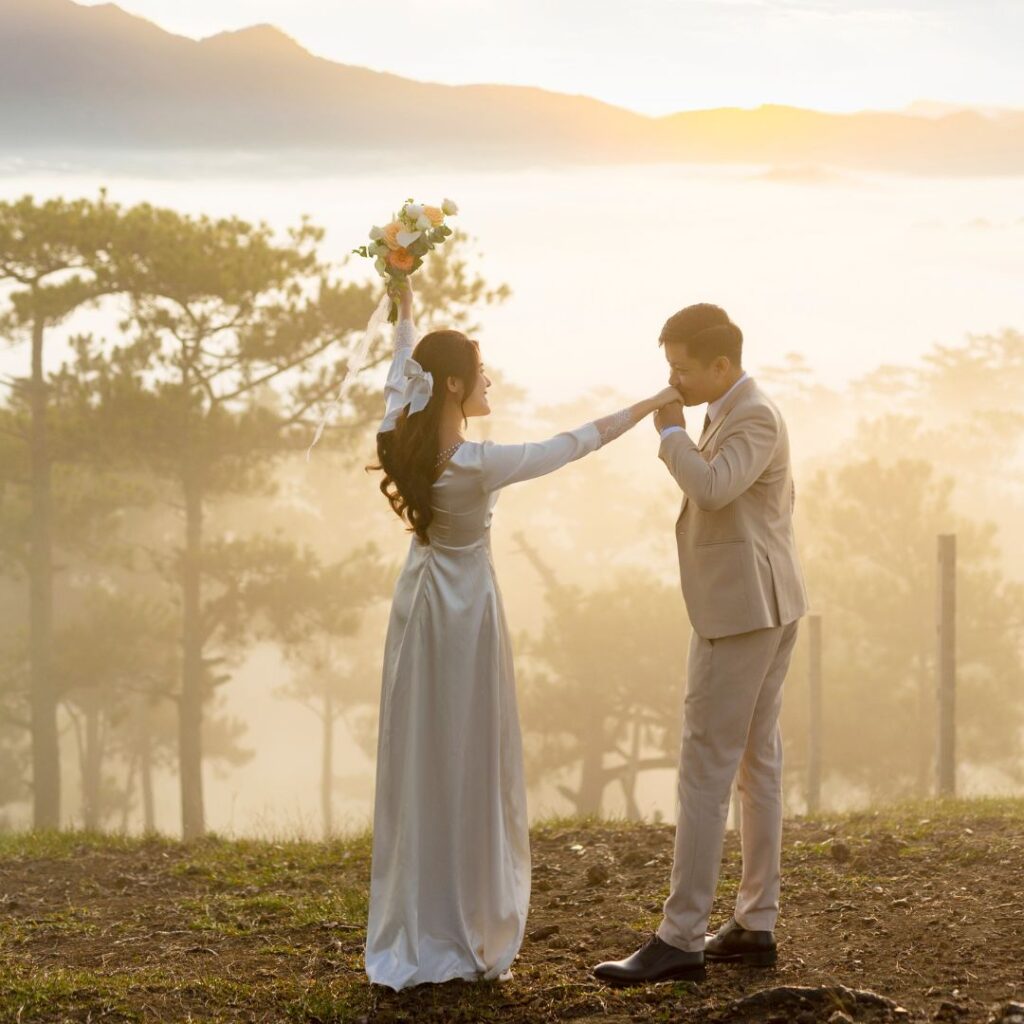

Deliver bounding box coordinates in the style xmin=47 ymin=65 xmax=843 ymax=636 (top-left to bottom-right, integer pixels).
xmin=678 ymin=378 xmax=756 ymax=520
xmin=698 ymin=377 xmax=756 ymax=451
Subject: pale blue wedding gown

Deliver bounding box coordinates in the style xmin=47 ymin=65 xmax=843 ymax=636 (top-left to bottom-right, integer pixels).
xmin=364 ymin=319 xmax=640 ymax=990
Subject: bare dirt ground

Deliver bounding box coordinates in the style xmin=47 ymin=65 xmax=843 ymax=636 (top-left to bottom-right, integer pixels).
xmin=1 ymin=799 xmax=1022 ymax=1023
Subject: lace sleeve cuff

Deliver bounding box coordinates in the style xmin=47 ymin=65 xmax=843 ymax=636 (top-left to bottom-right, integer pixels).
xmin=595 ymin=406 xmax=637 ymax=446
xmin=395 ymin=317 xmax=417 ymax=351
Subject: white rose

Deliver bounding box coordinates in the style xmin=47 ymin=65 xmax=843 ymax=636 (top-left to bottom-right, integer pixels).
xmin=415 ymin=214 xmax=432 ymax=231
xmin=396 ymin=229 xmax=422 ymax=248
xmin=442 ymin=197 xmax=458 ymax=215
xmin=368 ymin=225 xmax=383 ymax=240
xmin=405 ymin=203 xmax=424 ymax=220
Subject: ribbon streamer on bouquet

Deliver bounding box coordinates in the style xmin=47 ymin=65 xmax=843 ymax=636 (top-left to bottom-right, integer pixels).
xmin=306 ymin=291 xmax=392 ymax=461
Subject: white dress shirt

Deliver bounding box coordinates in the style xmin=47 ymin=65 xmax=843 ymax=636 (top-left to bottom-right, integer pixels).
xmin=660 ymin=371 xmax=749 ymax=441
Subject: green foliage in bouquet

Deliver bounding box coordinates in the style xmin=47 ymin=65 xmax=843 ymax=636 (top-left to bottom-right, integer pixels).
xmin=352 ymin=197 xmax=459 ymax=322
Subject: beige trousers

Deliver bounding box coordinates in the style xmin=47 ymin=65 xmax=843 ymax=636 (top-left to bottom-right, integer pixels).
xmin=657 ymin=620 xmax=799 ymax=952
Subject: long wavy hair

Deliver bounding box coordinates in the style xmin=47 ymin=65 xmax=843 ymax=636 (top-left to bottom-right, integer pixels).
xmin=370 ymin=330 xmax=480 ymax=545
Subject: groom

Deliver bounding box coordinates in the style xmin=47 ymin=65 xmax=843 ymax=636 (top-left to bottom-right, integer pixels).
xmin=593 ymin=303 xmax=808 ymax=985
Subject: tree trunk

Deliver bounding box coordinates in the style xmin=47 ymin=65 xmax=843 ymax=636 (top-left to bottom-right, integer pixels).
xmin=138 ymin=699 xmax=156 ymax=834
xmin=620 ymin=716 xmax=642 ymax=821
xmin=179 ymin=464 xmax=205 ymax=840
xmin=577 ymin=731 xmax=606 ymax=817
xmin=29 ymin=309 xmax=60 ymax=829
xmin=82 ymin=696 xmax=102 ymax=831
xmin=321 ymin=688 xmax=334 ymax=840
xmin=916 ymin=647 xmax=932 ymax=797
xmin=121 ymin=749 xmax=138 ymax=833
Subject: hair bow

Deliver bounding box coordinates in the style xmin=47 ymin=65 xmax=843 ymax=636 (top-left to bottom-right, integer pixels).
xmin=402 ymin=358 xmax=435 ymax=416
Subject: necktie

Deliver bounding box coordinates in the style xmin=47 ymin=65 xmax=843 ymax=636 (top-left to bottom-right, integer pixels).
xmin=703 ymin=412 xmax=711 ymax=434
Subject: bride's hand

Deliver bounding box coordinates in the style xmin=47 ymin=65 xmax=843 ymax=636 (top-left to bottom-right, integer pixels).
xmin=653 ymin=385 xmax=683 ymax=407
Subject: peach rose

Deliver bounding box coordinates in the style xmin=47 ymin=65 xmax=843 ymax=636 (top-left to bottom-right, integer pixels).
xmin=423 ymin=205 xmax=445 ymax=226
xmin=381 ymin=221 xmax=403 ymax=251
xmin=387 ymin=247 xmax=415 ymax=272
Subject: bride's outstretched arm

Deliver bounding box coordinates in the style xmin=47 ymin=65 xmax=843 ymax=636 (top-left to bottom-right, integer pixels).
xmin=379 ymin=287 xmax=417 ymax=434
xmin=478 ymin=386 xmax=682 ymax=492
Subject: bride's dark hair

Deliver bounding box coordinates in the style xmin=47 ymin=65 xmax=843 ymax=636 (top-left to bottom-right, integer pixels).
xmin=370 ymin=329 xmax=480 ymax=545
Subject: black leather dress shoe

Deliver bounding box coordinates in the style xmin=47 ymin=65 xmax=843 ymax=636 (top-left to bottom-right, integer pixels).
xmin=704 ymin=917 xmax=777 ymax=966
xmin=593 ymin=934 xmax=706 ymax=986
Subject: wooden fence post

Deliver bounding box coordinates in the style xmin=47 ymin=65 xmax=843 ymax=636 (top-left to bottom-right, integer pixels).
xmin=807 ymin=614 xmax=823 ymax=814
xmin=937 ymin=534 xmax=957 ymax=797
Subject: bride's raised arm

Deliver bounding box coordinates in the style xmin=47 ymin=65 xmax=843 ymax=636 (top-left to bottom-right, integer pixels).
xmin=378 ymin=288 xmax=417 ymax=435
xmin=478 ymin=386 xmax=682 ymax=493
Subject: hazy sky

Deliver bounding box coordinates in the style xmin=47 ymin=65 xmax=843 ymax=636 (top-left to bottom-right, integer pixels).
xmin=76 ymin=0 xmax=1024 ymax=116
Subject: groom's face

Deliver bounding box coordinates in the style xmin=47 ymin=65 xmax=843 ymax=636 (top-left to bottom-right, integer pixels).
xmin=663 ymin=340 xmax=729 ymax=406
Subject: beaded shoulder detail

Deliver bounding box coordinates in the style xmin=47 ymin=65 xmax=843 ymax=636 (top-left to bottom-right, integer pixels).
xmin=435 ymin=440 xmax=465 ymax=468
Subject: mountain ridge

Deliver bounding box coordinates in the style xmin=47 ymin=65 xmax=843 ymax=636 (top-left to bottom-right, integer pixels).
xmin=1 ymin=0 xmax=1021 ymax=174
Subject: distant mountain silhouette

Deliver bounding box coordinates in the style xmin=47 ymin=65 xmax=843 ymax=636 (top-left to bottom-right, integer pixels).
xmin=2 ymin=0 xmax=1022 ymax=174
xmin=903 ymin=100 xmax=1019 ymax=119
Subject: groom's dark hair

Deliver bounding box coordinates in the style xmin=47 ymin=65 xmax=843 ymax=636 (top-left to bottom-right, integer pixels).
xmin=659 ymin=303 xmax=743 ymax=367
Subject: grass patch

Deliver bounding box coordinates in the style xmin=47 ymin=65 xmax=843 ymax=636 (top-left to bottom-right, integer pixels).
xmin=1 ymin=797 xmax=1022 ymax=1023
xmin=0 ymin=964 xmax=144 ymax=1023
xmin=0 ymin=828 xmax=179 ymax=862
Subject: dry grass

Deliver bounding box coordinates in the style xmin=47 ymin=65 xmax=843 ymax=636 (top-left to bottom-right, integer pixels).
xmin=1 ymin=798 xmax=1022 ymax=1023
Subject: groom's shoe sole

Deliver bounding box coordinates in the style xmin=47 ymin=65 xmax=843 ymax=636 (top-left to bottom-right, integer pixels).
xmin=705 ymin=949 xmax=777 ymax=967
xmin=597 ymin=963 xmax=707 ymax=987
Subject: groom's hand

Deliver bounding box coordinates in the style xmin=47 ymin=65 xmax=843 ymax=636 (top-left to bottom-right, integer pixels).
xmin=654 ymin=400 xmax=686 ymax=433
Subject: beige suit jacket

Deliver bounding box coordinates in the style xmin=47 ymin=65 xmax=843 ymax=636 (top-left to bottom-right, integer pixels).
xmin=659 ymin=377 xmax=808 ymax=640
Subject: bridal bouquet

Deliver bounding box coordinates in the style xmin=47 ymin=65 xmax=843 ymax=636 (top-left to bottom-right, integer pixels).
xmin=353 ymin=197 xmax=459 ymax=323
xmin=306 ymin=196 xmax=459 ymax=459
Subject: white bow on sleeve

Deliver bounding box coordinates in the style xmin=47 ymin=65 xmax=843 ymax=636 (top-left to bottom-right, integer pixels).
xmin=402 ymin=358 xmax=434 ymax=416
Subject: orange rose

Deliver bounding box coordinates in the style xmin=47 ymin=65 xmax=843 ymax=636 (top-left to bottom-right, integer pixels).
xmin=423 ymin=205 xmax=445 ymax=226
xmin=381 ymin=221 xmax=403 ymax=251
xmin=387 ymin=247 xmax=415 ymax=272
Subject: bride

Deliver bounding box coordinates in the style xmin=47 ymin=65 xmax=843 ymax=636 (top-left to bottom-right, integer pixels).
xmin=364 ymin=281 xmax=681 ymax=990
